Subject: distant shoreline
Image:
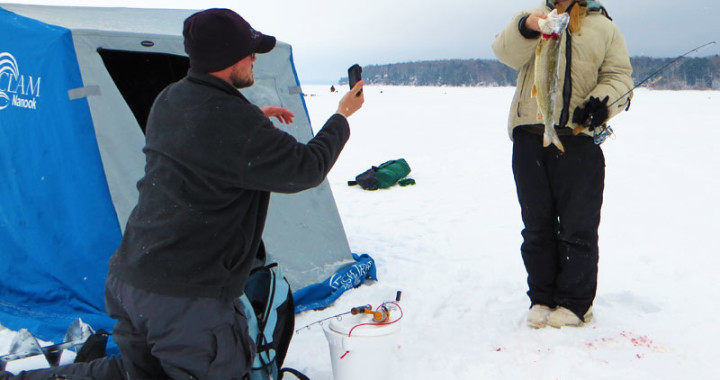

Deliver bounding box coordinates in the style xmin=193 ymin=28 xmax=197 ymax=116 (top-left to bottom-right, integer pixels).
xmin=324 ymin=56 xmax=720 ymax=90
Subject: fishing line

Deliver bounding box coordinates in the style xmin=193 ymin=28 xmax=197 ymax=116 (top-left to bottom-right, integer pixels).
xmin=609 ymin=41 xmax=717 ymax=108
xmin=347 ymin=302 xmax=404 ymax=337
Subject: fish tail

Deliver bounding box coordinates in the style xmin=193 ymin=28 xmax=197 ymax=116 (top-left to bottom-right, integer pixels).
xmin=543 ymin=134 xmax=565 ymax=152
xmin=543 ymin=125 xmax=565 ymax=152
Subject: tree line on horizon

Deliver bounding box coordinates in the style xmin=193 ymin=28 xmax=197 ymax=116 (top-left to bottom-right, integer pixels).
xmin=342 ymin=55 xmax=720 ymax=90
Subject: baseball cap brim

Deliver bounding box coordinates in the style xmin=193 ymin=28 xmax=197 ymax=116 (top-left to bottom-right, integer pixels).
xmin=254 ymin=34 xmax=276 ymax=54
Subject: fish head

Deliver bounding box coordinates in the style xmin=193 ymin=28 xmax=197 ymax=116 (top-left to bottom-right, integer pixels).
xmin=538 ymin=9 xmax=570 ymax=37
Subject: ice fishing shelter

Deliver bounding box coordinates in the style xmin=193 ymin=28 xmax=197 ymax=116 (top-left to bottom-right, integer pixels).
xmin=0 ymin=3 xmax=351 ymax=345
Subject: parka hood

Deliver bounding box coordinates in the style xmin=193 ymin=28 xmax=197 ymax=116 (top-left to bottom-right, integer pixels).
xmin=545 ymin=0 xmax=610 ymax=19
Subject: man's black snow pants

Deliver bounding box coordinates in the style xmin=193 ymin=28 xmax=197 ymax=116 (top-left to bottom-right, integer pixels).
xmin=3 ymin=275 xmax=255 ymax=380
xmin=512 ymin=127 xmax=605 ymax=320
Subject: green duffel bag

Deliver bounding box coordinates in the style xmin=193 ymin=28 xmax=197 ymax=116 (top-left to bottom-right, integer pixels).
xmin=348 ymin=158 xmax=414 ymax=190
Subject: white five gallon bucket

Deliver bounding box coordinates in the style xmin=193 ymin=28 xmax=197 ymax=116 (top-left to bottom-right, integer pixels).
xmin=322 ymin=312 xmax=401 ymax=380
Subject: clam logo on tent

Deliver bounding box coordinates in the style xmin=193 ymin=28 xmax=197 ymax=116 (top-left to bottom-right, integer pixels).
xmin=0 ymin=52 xmax=42 ymax=111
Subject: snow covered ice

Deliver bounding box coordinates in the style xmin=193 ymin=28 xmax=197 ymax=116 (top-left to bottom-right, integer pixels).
xmin=3 ymin=85 xmax=720 ymax=379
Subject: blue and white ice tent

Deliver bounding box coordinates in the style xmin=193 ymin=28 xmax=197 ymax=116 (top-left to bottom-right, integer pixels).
xmin=0 ymin=4 xmax=352 ymax=346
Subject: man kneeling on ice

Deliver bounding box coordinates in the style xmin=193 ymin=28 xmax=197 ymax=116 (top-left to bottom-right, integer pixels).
xmin=2 ymin=7 xmax=364 ymax=380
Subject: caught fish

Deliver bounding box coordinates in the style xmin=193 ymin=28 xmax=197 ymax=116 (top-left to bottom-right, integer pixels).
xmin=531 ymin=9 xmax=570 ymax=152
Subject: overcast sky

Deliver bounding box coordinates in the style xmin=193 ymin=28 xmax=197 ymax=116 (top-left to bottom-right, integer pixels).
xmin=5 ymin=0 xmax=720 ymax=83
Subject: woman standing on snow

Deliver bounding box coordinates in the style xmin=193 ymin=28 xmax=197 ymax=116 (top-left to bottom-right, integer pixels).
xmin=492 ymin=0 xmax=633 ymax=328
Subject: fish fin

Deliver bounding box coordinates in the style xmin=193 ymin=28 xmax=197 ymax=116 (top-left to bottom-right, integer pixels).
xmin=538 ymin=17 xmax=547 ymax=31
xmin=537 ymin=110 xmax=543 ymax=121
xmin=531 ymin=85 xmax=537 ymax=98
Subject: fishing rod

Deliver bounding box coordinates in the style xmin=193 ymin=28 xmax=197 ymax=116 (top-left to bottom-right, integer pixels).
xmin=583 ymin=41 xmax=717 ymax=144
xmin=609 ymin=41 xmax=716 ymax=108
xmin=295 ymin=291 xmax=403 ymax=334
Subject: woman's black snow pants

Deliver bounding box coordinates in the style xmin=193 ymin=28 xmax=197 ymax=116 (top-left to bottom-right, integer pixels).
xmin=512 ymin=127 xmax=605 ymax=319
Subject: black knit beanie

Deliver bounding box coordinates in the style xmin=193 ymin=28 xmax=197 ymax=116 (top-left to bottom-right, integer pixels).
xmin=183 ymin=8 xmax=276 ymax=73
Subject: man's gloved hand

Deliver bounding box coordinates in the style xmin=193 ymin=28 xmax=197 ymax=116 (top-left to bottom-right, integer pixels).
xmin=572 ymin=95 xmax=610 ymax=131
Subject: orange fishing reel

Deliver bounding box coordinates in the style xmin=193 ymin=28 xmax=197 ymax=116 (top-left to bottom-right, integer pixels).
xmin=350 ymin=304 xmax=390 ymax=322
xmin=349 ymin=292 xmax=401 ymax=323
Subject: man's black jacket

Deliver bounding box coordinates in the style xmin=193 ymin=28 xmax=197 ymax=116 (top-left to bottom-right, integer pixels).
xmin=109 ymin=72 xmax=350 ymax=299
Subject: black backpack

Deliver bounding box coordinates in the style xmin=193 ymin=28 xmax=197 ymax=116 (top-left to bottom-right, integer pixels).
xmin=241 ymin=263 xmax=308 ymax=380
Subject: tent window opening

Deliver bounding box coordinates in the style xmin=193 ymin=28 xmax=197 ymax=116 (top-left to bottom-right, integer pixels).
xmin=98 ymin=48 xmax=190 ymax=133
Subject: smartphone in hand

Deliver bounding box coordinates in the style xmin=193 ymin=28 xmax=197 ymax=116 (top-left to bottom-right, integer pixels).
xmin=348 ymin=64 xmax=363 ymax=96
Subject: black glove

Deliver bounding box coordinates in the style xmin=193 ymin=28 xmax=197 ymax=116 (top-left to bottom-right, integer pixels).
xmin=572 ymin=96 xmax=610 ymax=131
